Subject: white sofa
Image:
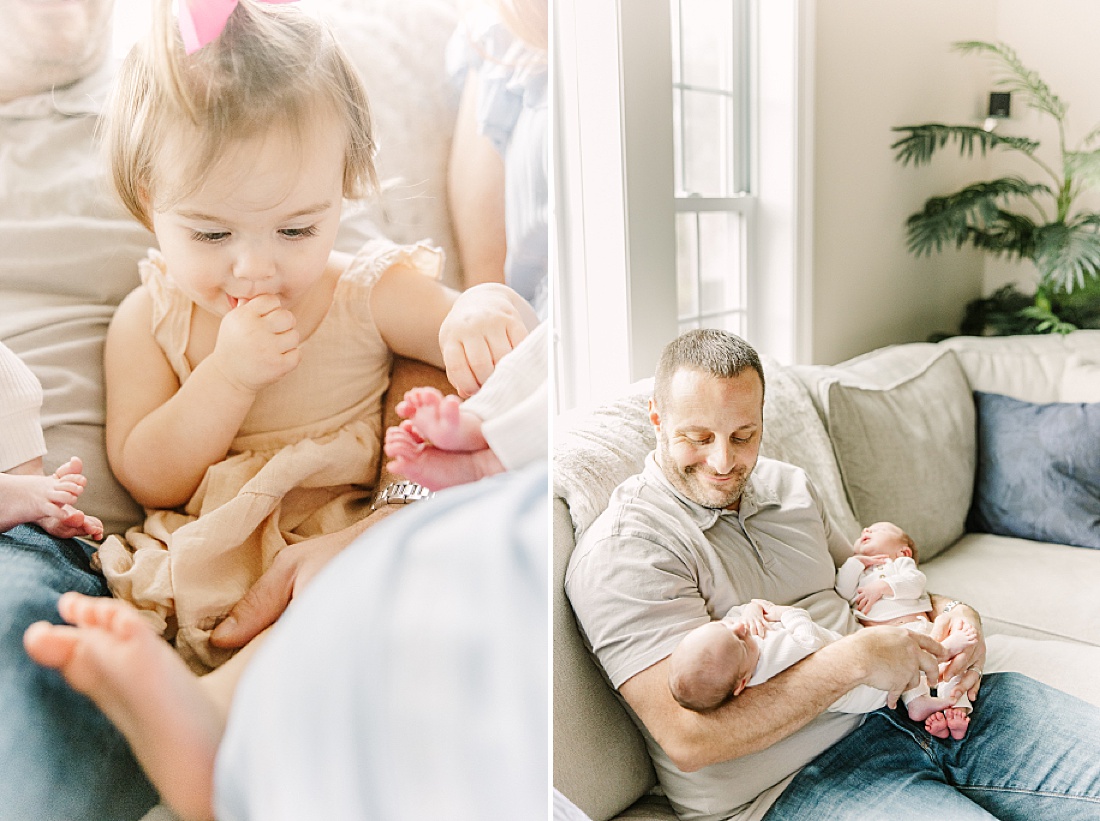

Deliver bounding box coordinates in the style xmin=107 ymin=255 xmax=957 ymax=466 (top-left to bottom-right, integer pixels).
xmin=553 ymin=330 xmax=1100 ymax=821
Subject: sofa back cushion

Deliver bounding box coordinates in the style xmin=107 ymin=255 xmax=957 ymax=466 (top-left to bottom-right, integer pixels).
xmin=793 ymin=347 xmax=975 ymax=560
xmin=940 ymin=330 xmax=1100 ymax=403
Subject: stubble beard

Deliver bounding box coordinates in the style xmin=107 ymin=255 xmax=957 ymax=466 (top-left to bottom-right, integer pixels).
xmin=656 ymin=433 xmax=752 ymax=510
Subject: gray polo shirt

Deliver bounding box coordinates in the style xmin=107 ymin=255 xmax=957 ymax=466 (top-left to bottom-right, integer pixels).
xmin=565 ymin=453 xmax=862 ymax=821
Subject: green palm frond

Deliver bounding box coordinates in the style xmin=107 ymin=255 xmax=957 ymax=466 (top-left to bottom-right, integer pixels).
xmin=966 ymin=210 xmax=1039 ymax=258
xmin=1033 ymin=221 xmax=1100 ymax=292
xmin=1083 ymin=124 xmax=1100 ymax=148
xmin=905 ymin=178 xmax=1052 ymax=257
xmin=953 ymin=41 xmax=1067 ymax=120
xmin=1019 ymin=305 xmax=1078 ymax=334
xmin=891 ymin=124 xmax=1039 ymax=167
xmin=1064 ymin=149 xmax=1100 ymax=191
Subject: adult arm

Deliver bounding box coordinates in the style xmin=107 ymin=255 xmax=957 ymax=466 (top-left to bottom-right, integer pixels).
xmin=447 ymin=70 xmax=507 ymax=289
xmin=619 ymin=626 xmax=947 ymax=773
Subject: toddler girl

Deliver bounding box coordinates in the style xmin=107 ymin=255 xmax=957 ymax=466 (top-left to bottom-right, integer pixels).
xmin=25 ymin=1 xmax=534 ymax=817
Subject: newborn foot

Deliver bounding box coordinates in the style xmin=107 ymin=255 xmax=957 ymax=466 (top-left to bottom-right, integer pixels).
xmin=385 ymin=421 xmax=504 ymax=491
xmin=939 ymin=622 xmax=979 ymax=657
xmin=24 ymin=592 xmax=220 ymax=820
xmin=395 ymin=387 xmax=487 ymax=452
xmin=925 ymin=711 xmax=951 ymax=739
xmin=944 ymin=706 xmax=971 ymax=740
xmin=906 ymin=691 xmax=958 ymax=723
xmin=0 ymin=455 xmax=100 ymax=538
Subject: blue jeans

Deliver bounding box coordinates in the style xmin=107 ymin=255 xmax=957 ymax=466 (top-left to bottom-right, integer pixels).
xmin=0 ymin=525 xmax=157 ymax=821
xmin=765 ymin=672 xmax=1100 ymax=820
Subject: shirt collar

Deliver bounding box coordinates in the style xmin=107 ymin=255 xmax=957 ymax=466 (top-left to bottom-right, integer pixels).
xmin=642 ymin=451 xmax=782 ymax=530
xmin=0 ymin=60 xmax=114 ymax=121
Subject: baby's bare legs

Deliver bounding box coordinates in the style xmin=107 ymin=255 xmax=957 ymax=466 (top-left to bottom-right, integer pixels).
xmin=23 ymin=593 xmax=222 ymax=821
xmin=922 ymin=623 xmax=979 ymax=739
xmin=396 ymin=387 xmax=488 ymax=451
xmin=384 ymin=420 xmax=504 ymax=491
xmin=0 ymin=456 xmax=103 ymax=539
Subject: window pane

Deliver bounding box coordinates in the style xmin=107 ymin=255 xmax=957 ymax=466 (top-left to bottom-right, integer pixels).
xmin=682 ymin=89 xmax=730 ymax=197
xmin=676 ymin=212 xmax=700 ymax=320
xmin=678 ymin=0 xmax=732 ymax=91
xmin=698 ymin=211 xmax=744 ymax=315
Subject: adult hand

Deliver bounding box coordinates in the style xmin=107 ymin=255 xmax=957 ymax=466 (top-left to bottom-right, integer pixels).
xmin=843 ymin=625 xmax=947 ymax=708
xmin=209 ymin=527 xmax=347 ymax=649
xmin=438 ymin=283 xmax=530 ymax=398
xmin=210 ymin=295 xmax=301 ymax=394
xmin=931 ymin=606 xmax=987 ymax=701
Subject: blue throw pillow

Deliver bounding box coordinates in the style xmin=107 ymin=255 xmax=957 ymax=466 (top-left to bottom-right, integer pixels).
xmin=970 ymin=391 xmax=1100 ymax=548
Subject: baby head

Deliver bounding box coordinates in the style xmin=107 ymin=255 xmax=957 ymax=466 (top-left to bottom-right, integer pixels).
xmin=668 ymin=619 xmax=761 ymax=712
xmin=106 ymin=0 xmax=376 ymax=233
xmin=853 ymin=521 xmax=917 ymax=562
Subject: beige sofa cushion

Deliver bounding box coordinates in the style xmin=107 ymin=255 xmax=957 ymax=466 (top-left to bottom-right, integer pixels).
xmin=1062 ymin=353 xmax=1100 ymax=402
xmin=940 ymin=330 xmax=1100 ymax=403
xmin=922 ymin=533 xmax=1100 ymax=647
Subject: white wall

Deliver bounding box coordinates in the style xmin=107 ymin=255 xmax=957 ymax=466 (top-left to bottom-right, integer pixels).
xmin=810 ymin=0 xmax=996 ymax=364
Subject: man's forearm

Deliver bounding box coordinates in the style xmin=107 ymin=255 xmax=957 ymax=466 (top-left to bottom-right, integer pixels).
xmin=621 ymin=641 xmax=862 ymax=772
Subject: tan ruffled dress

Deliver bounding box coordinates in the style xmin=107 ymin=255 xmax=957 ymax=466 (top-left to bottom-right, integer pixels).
xmin=97 ymin=240 xmax=442 ymax=672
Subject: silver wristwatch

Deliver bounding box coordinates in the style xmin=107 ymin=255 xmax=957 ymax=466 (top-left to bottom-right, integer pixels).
xmin=371 ymin=481 xmax=434 ymax=510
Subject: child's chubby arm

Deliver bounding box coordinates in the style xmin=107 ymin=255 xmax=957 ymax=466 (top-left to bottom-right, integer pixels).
xmin=370 ymin=262 xmax=538 ymax=398
xmin=105 ymin=287 xmax=278 ymax=509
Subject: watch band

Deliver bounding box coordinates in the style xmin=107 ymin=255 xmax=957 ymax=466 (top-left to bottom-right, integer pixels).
xmin=941 ymin=599 xmax=965 ymax=614
xmin=371 ymin=480 xmax=434 ymax=511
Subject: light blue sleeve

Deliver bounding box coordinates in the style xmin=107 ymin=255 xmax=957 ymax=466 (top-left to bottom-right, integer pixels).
xmin=213 ymin=464 xmax=549 ymax=821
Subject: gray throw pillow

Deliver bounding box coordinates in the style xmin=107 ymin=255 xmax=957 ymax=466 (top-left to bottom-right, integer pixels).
xmin=971 ymin=391 xmax=1100 ymax=549
xmin=825 ymin=351 xmax=975 ymax=560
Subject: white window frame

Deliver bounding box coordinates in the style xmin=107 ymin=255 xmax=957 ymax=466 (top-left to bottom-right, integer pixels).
xmin=553 ymin=0 xmax=815 ymax=414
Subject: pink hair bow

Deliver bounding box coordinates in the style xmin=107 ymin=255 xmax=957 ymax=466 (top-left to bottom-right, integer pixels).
xmin=179 ymin=0 xmax=297 ymax=55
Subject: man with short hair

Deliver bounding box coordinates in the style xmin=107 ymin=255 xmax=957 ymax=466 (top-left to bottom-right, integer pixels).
xmin=566 ymin=328 xmax=1100 ymax=821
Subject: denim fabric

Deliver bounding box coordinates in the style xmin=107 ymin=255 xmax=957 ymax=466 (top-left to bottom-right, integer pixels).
xmin=0 ymin=525 xmax=157 ymax=821
xmin=765 ymin=673 xmax=1100 ymax=820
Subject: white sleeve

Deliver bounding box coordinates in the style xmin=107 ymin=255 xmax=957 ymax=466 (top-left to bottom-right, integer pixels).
xmin=834 ymin=557 xmax=863 ymax=601
xmin=882 ymin=557 xmax=927 ymax=601
xmin=0 ymin=341 xmax=46 ymax=472
xmin=462 ymin=322 xmax=547 ymax=471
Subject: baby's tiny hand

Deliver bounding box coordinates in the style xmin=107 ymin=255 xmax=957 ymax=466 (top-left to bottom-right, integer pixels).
xmin=853 ymin=580 xmax=891 ymax=614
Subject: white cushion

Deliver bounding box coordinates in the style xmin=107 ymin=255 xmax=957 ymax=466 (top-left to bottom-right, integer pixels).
xmin=940 ymin=330 xmax=1100 ymax=403
xmin=1061 ymin=353 xmax=1100 ymax=402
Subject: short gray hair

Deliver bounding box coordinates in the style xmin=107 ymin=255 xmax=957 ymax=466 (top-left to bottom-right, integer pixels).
xmin=653 ymin=329 xmax=765 ymax=411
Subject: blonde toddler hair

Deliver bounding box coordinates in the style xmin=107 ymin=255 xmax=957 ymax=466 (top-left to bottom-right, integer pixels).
xmin=106 ymin=0 xmax=377 ymax=231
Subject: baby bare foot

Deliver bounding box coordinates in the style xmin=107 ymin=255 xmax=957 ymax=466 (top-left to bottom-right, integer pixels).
xmin=385 ymin=421 xmax=504 ymax=491
xmin=0 ymin=470 xmax=86 ymax=533
xmin=395 ymin=387 xmax=487 ymax=452
xmin=939 ymin=622 xmax=979 ymax=657
xmin=925 ymin=711 xmax=951 ymax=739
xmin=944 ymin=706 xmax=971 ymax=740
xmin=906 ymin=691 xmax=959 ymax=723
xmin=24 ymin=592 xmax=221 ymax=821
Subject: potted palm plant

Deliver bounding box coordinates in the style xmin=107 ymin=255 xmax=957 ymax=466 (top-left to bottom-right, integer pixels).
xmin=892 ymin=40 xmax=1100 ymax=335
